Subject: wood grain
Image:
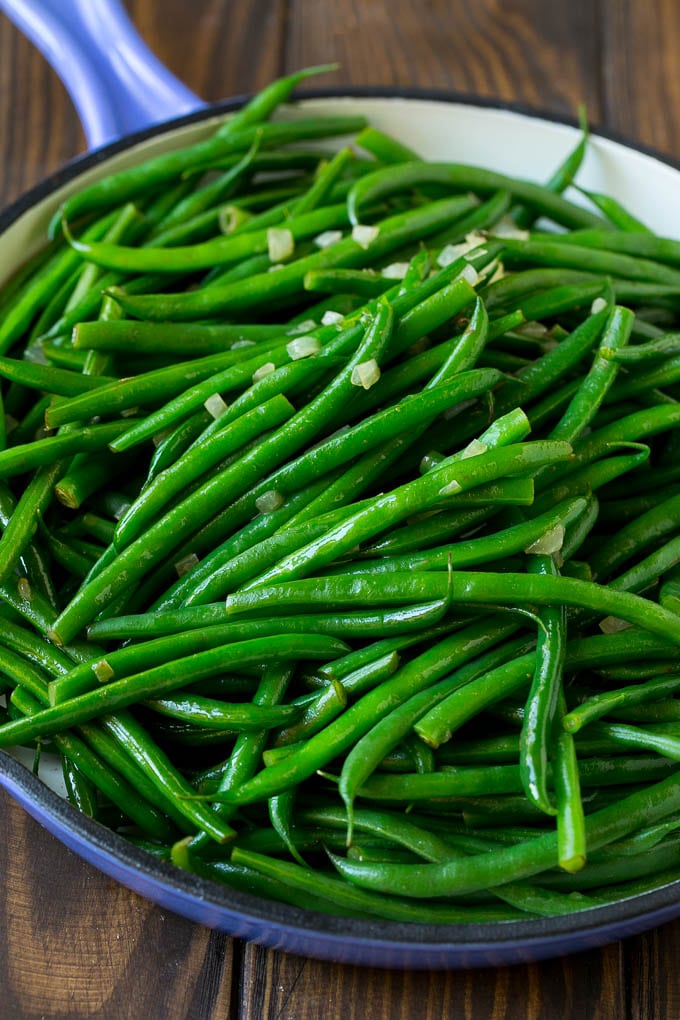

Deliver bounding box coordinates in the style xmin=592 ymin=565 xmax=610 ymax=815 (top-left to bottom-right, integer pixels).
xmin=0 ymin=16 xmax=83 ymax=207
xmin=601 ymin=0 xmax=680 ymax=156
xmin=240 ymin=940 xmax=626 ymax=1020
xmin=0 ymin=794 xmax=234 ymax=1019
xmin=2 ymin=0 xmax=680 ymax=1017
xmin=285 ymin=0 xmax=602 ymax=117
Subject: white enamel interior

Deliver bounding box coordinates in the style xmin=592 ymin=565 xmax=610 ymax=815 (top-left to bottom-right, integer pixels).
xmin=2 ymin=96 xmax=679 ymax=292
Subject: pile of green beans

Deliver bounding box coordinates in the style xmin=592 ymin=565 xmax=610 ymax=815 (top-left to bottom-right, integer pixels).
xmin=3 ymin=67 xmax=680 ymax=927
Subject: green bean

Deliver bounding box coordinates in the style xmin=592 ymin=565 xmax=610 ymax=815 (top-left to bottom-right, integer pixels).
xmin=51 ymin=302 xmax=395 ymax=640
xmin=208 ymin=619 xmax=525 ymax=807
xmin=304 ymin=268 xmax=391 ymax=298
xmin=602 ymin=333 xmax=680 ymax=362
xmin=483 ymin=267 xmax=601 ymax=312
xmin=104 ymin=195 xmax=479 ymax=320
xmin=229 ymin=848 xmax=523 ymax=923
xmin=347 ymin=162 xmax=604 ymax=231
xmin=501 ymin=237 xmax=680 ymax=286
xmin=108 ymin=255 xmax=482 ymax=454
xmin=591 ymin=492 xmax=680 ymax=581
xmin=0 ymin=421 xmax=135 ymax=477
xmin=45 ymin=340 xmax=290 ymax=430
xmin=5 ymin=80 xmax=680 ymax=926
xmin=49 ymin=116 xmax=366 ymax=239
xmin=587 ymin=722 xmax=680 ymax=761
xmin=332 ymin=497 xmax=587 ymax=577
xmin=563 ymin=675 xmax=680 ymax=733
xmin=329 ymin=769 xmax=680 ymax=898
xmin=0 ymin=461 xmax=65 ymax=586
xmin=553 ymin=701 xmax=586 ymax=873
xmin=151 ymin=136 xmax=262 ymax=233
xmin=608 ymin=534 xmax=680 ymax=596
xmin=277 ymin=653 xmax=402 ymax=746
xmin=15 ymin=690 xmax=178 ymax=840
xmin=354 ymin=126 xmax=420 ymax=164
xmin=113 ymin=394 xmax=295 ymax=550
xmin=513 ymin=108 xmax=588 ymax=229
xmin=61 ymin=758 xmax=98 ymax=818
xmin=92 ymin=709 xmax=234 ymax=842
xmin=0 ymin=356 xmax=115 ymax=396
xmin=65 ymin=202 xmax=354 ymax=274
xmin=546 ymin=306 xmax=633 ymax=442
xmin=546 ymin=229 xmax=680 ymax=264
xmin=343 ymin=755 xmax=673 ymax=804
xmin=0 ymin=635 xmax=347 ymax=748
xmin=216 ymin=65 xmax=339 ymax=139
xmin=73 ymin=319 xmax=286 ymax=357
xmin=507 ymin=281 xmax=607 ymax=324
xmin=520 ymin=555 xmax=566 ymax=816
xmin=144 ymin=694 xmax=299 ymax=731
xmin=170 ymin=371 xmax=504 ymax=603
xmin=233 ymin=441 xmax=571 ymax=593
xmin=0 ymin=212 xmax=118 ymax=353
xmin=52 ymin=612 xmax=377 ymax=703
xmin=337 ymin=627 xmax=526 ymax=838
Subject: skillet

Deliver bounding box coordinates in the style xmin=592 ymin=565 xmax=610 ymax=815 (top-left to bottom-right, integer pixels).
xmin=2 ymin=0 xmax=680 ymax=968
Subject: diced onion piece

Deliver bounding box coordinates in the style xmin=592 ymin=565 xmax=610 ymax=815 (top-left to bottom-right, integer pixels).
xmin=17 ymin=577 xmax=31 ymax=601
xmin=174 ymin=553 xmax=199 ymax=578
xmin=219 ymin=205 xmax=250 ymax=234
xmin=459 ymin=264 xmax=480 ymax=286
xmin=436 ymin=232 xmax=486 ymax=267
xmin=478 ymin=258 xmax=504 ymax=284
xmin=436 ymin=243 xmax=465 ymax=267
xmin=252 ymin=361 xmax=277 ymax=383
xmin=255 ymin=490 xmax=284 ymax=513
xmin=352 ymin=224 xmax=380 ymax=249
xmin=488 ymin=261 xmax=505 ymax=284
xmin=267 ymin=227 xmax=295 ymax=262
xmin=490 ymin=218 xmax=530 ymax=240
xmin=321 ymin=310 xmax=344 ymax=326
xmin=591 ymin=296 xmax=608 ymax=314
xmin=460 ymin=438 xmax=488 ymax=460
xmin=350 ymin=358 xmax=381 ymax=389
xmin=286 ymin=335 xmax=321 ymax=360
xmin=288 ymin=319 xmax=317 ymax=335
xmin=93 ymin=659 xmax=115 ymax=683
xmin=314 ymin=229 xmax=343 ymax=249
xmin=599 ymin=616 xmax=632 ymax=635
xmin=204 ymin=393 xmax=229 ymax=419
xmin=525 ymin=524 xmax=565 ymax=556
xmin=381 ymin=262 xmax=410 ymax=280
xmin=230 ymin=339 xmax=256 ymax=349
xmin=518 ymin=321 xmax=548 ymax=338
xmin=439 ymin=478 xmax=462 ymax=496
xmin=113 ymin=500 xmax=131 ymax=521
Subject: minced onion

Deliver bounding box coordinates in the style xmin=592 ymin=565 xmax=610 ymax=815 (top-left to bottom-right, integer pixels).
xmin=350 ymin=358 xmax=381 ymax=389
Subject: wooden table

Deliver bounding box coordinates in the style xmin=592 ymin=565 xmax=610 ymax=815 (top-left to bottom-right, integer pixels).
xmin=2 ymin=1 xmax=680 ymax=1016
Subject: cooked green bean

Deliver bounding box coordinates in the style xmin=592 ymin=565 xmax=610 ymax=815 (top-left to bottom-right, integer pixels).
xmin=3 ymin=75 xmax=680 ymax=928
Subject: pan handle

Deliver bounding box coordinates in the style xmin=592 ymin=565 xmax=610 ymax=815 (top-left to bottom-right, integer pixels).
xmin=0 ymin=0 xmax=206 ymax=149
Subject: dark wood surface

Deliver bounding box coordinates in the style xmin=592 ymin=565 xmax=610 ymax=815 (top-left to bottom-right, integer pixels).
xmin=2 ymin=1 xmax=680 ymax=1016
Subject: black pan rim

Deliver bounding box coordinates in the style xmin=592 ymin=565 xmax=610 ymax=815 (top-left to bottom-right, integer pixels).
xmin=2 ymin=86 xmax=680 ymax=958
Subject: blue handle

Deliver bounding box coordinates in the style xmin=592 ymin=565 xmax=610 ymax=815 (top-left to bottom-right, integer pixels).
xmin=0 ymin=0 xmax=206 ymax=149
